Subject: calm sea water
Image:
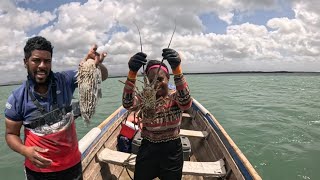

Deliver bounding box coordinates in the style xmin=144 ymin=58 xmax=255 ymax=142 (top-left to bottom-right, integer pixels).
xmin=0 ymin=73 xmax=319 ymax=180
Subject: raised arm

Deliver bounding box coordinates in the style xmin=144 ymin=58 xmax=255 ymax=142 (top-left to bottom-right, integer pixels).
xmin=162 ymin=48 xmax=192 ymax=110
xmin=122 ymin=52 xmax=147 ymax=109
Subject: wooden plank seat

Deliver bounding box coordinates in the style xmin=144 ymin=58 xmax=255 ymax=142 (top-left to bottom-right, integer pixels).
xmin=98 ymin=148 xmax=137 ymax=169
xmin=180 ymin=129 xmax=208 ymax=138
xmin=180 ymin=113 xmax=209 ymax=138
xmin=98 ymin=148 xmax=226 ymax=177
xmin=182 ymin=113 xmax=192 ymax=118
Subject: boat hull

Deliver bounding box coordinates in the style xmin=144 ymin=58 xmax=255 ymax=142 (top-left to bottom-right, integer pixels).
xmin=79 ymin=99 xmax=261 ymax=180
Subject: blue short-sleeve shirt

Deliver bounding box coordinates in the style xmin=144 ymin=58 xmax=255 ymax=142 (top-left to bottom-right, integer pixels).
xmin=5 ymin=70 xmax=77 ymax=124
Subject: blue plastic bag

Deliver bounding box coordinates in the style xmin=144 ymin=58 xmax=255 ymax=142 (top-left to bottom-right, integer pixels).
xmin=117 ymin=135 xmax=132 ymax=153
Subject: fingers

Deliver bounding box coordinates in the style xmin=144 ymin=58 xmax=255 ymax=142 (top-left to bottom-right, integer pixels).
xmin=164 ymin=53 xmax=179 ymax=60
xmin=162 ymin=48 xmax=181 ymax=70
xmin=90 ymin=44 xmax=98 ymax=53
xmin=132 ymin=52 xmax=147 ymax=62
xmin=86 ymin=44 xmax=98 ymax=60
xmin=96 ymin=52 xmax=107 ymax=65
xmin=35 ymin=153 xmax=52 ymax=165
xmin=84 ymin=44 xmax=107 ymax=65
xmin=135 ymin=52 xmax=147 ymax=58
xmin=36 ymin=154 xmax=52 ymax=164
xmin=162 ymin=48 xmax=179 ymax=59
xmin=32 ymin=147 xmax=52 ymax=168
xmin=131 ymin=58 xmax=147 ymax=66
xmin=162 ymin=48 xmax=175 ymax=53
xmin=131 ymin=53 xmax=147 ymax=63
xmin=34 ymin=146 xmax=49 ymax=153
xmin=128 ymin=52 xmax=147 ymax=72
xmin=100 ymin=52 xmax=107 ymax=61
xmin=79 ymin=60 xmax=85 ymax=67
xmin=131 ymin=60 xmax=146 ymax=66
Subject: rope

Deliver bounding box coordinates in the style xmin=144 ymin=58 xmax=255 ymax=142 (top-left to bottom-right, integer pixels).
xmin=123 ymin=153 xmax=135 ymax=180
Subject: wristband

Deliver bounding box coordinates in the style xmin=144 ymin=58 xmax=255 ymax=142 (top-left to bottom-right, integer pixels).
xmin=128 ymin=70 xmax=137 ymax=80
xmin=172 ymin=65 xmax=182 ymax=75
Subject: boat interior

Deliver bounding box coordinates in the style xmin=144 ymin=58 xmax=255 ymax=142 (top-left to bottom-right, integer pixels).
xmin=80 ymin=103 xmax=259 ymax=180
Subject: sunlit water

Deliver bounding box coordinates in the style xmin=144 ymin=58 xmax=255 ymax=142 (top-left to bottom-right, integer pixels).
xmin=0 ymin=73 xmax=319 ymax=180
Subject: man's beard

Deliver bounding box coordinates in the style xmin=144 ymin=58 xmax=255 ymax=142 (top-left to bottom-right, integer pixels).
xmin=27 ymin=69 xmax=51 ymax=85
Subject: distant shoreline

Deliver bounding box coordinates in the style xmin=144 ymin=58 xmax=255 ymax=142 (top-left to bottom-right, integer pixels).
xmin=1 ymin=71 xmax=319 ymax=86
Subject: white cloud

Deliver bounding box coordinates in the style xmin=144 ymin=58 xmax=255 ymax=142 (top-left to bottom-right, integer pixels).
xmin=293 ymin=0 xmax=320 ymax=31
xmin=0 ymin=0 xmax=56 ymax=80
xmin=0 ymin=1 xmax=56 ymax=31
xmin=0 ymin=0 xmax=320 ymax=84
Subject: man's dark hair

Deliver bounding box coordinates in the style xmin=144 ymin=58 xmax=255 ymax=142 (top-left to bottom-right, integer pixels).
xmin=24 ymin=36 xmax=53 ymax=60
xmin=145 ymin=60 xmax=170 ymax=79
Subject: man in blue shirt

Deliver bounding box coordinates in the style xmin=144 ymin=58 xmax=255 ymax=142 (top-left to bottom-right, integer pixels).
xmin=4 ymin=36 xmax=108 ymax=180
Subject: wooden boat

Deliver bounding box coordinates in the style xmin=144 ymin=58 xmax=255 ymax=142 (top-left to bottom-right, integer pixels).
xmin=79 ymin=99 xmax=261 ymax=180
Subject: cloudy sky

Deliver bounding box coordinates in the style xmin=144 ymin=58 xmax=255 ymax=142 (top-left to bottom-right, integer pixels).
xmin=0 ymin=0 xmax=319 ymax=83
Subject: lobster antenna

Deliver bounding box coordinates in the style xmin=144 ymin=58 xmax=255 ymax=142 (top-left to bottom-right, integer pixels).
xmin=133 ymin=21 xmax=145 ymax=73
xmin=167 ymin=20 xmax=177 ymax=48
xmin=152 ymin=20 xmax=177 ymax=87
xmin=133 ymin=21 xmax=143 ymax=52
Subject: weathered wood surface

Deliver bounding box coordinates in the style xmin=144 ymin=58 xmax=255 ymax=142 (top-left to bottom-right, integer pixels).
xmin=180 ymin=129 xmax=208 ymax=138
xmin=98 ymin=148 xmax=226 ymax=177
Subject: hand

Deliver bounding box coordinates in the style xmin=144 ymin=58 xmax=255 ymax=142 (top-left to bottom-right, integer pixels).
xmin=128 ymin=52 xmax=147 ymax=72
xmin=80 ymin=44 xmax=107 ymax=66
xmin=162 ymin=48 xmax=181 ymax=69
xmin=24 ymin=146 xmax=52 ymax=168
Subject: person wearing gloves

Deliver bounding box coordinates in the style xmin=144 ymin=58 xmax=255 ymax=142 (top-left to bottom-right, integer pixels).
xmin=122 ymin=48 xmax=192 ymax=180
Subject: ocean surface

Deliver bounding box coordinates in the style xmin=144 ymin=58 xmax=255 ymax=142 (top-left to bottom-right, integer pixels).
xmin=0 ymin=73 xmax=319 ymax=180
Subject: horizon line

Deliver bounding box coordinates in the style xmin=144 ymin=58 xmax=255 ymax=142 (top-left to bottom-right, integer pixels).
xmin=1 ymin=71 xmax=319 ymax=86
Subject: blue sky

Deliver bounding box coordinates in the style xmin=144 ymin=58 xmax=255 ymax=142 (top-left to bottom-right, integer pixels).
xmin=0 ymin=0 xmax=319 ymax=83
xmin=201 ymin=1 xmax=296 ymax=34
xmin=17 ymin=0 xmax=86 ymax=12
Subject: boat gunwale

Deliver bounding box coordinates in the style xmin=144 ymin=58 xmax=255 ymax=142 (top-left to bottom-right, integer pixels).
xmin=81 ymin=106 xmax=127 ymax=160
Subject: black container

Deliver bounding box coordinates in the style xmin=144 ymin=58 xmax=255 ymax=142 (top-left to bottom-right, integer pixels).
xmin=131 ymin=130 xmax=143 ymax=154
xmin=180 ymin=135 xmax=191 ymax=161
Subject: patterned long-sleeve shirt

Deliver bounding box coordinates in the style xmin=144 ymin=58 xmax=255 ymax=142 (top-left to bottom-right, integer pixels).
xmin=122 ymin=74 xmax=192 ymax=142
